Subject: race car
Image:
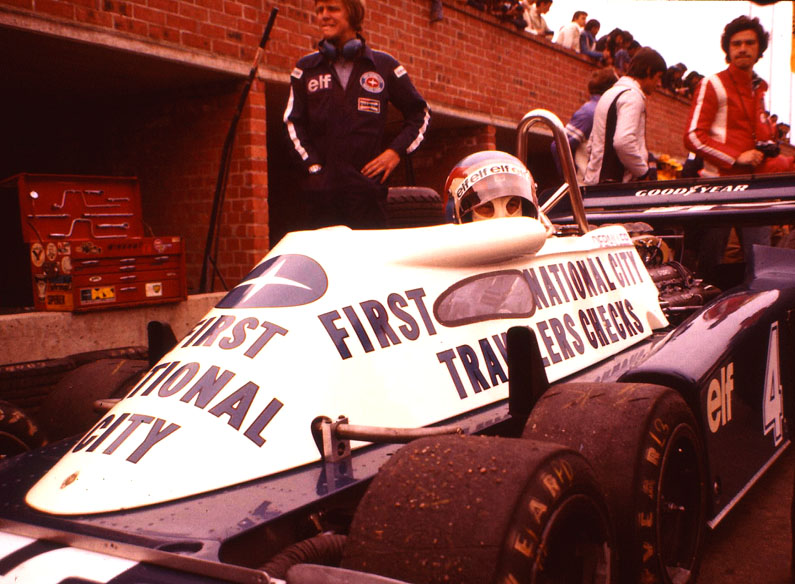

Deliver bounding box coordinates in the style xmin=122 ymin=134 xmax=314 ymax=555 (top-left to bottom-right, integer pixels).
xmin=0 ymin=109 xmax=793 ymax=584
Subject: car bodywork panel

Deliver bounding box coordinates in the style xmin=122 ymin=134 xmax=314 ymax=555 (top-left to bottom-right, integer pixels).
xmin=1 ymin=110 xmax=795 ymax=582
xmin=23 ymin=218 xmax=666 ymax=516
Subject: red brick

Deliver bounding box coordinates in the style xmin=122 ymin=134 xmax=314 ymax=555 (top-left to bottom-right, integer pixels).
xmin=148 ymin=24 xmax=179 ymax=41
xmin=198 ymin=22 xmax=226 ymax=40
xmin=194 ymin=0 xmax=222 ymax=11
xmin=177 ymin=2 xmax=207 ymax=22
xmin=35 ymin=0 xmax=75 ymax=19
xmin=132 ymin=4 xmax=166 ymax=24
xmin=181 ymin=31 xmax=211 ymax=50
xmin=113 ymin=14 xmax=148 ymax=35
xmin=146 ymin=0 xmax=176 ymax=11
xmin=211 ymin=38 xmax=238 ymax=57
xmin=75 ymin=6 xmax=114 ymax=26
xmin=2 ymin=0 xmax=34 ymax=9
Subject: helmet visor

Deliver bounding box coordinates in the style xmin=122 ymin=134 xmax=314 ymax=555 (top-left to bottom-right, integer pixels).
xmin=458 ymin=172 xmax=536 ymax=219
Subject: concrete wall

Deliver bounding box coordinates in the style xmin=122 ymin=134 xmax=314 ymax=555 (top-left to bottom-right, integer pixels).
xmin=0 ymin=294 xmax=224 ymax=365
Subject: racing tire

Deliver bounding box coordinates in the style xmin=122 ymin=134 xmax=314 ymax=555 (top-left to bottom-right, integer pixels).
xmin=0 ymin=400 xmax=47 ymax=458
xmin=341 ymin=434 xmax=615 ymax=584
xmin=385 ymin=187 xmax=445 ymax=228
xmin=37 ymin=358 xmax=148 ymax=441
xmin=523 ymin=382 xmax=706 ymax=584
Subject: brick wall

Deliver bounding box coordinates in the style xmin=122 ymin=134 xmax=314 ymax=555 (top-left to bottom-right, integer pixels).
xmin=2 ymin=0 xmax=695 ymax=293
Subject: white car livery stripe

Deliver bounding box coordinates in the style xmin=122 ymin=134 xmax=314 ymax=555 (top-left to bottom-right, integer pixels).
xmin=0 ymin=533 xmax=135 ymax=584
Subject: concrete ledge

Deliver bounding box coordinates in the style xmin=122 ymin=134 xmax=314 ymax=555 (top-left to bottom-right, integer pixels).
xmin=0 ymin=293 xmax=225 ymax=366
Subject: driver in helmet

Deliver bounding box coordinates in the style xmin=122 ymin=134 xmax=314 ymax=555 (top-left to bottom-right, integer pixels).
xmin=444 ymin=151 xmax=545 ymax=225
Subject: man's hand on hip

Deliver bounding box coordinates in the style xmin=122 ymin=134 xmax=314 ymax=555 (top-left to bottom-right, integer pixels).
xmin=362 ymin=149 xmax=400 ymax=183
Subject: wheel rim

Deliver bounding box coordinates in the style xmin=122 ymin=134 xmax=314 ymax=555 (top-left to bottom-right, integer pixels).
xmin=658 ymin=424 xmax=704 ymax=583
xmin=532 ymin=494 xmax=612 ymax=584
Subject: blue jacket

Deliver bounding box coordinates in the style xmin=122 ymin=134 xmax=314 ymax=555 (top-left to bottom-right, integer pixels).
xmin=580 ymin=30 xmax=602 ymax=60
xmin=283 ymin=44 xmax=430 ymax=191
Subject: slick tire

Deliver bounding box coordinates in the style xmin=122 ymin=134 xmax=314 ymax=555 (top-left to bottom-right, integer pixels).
xmin=385 ymin=187 xmax=445 ymax=228
xmin=341 ymin=434 xmax=615 ymax=584
xmin=38 ymin=358 xmax=148 ymax=441
xmin=0 ymin=400 xmax=47 ymax=458
xmin=523 ymin=382 xmax=706 ymax=584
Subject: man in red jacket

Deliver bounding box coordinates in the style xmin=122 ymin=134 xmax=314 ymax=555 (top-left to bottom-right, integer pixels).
xmin=684 ymin=15 xmax=792 ymax=277
xmin=684 ymin=16 xmax=790 ymax=176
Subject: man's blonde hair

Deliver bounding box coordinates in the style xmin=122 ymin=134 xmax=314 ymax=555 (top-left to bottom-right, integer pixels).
xmin=316 ymin=0 xmax=365 ymax=32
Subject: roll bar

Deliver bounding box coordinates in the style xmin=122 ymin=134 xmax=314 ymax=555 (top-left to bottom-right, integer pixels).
xmin=516 ymin=109 xmax=590 ymax=234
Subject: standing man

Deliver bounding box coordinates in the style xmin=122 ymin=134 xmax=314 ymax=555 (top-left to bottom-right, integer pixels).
xmin=284 ymin=0 xmax=431 ymax=229
xmin=553 ymin=10 xmax=587 ymax=53
xmin=684 ymin=16 xmax=792 ymax=274
xmin=551 ymin=67 xmax=618 ymax=180
xmin=685 ymin=16 xmax=789 ymax=177
xmin=584 ymin=47 xmax=667 ymax=184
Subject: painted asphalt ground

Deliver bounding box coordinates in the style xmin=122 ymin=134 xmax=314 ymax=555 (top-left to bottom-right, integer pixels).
xmin=699 ymin=446 xmax=793 ymax=583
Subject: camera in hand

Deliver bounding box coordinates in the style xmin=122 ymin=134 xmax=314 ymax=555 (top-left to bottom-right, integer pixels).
xmin=755 ymin=140 xmax=780 ymax=158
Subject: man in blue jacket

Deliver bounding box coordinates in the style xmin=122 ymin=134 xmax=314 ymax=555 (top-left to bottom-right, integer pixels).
xmin=283 ymin=0 xmax=431 ymax=229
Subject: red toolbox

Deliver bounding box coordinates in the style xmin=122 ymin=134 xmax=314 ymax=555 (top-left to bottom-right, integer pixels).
xmin=1 ymin=174 xmax=186 ymax=311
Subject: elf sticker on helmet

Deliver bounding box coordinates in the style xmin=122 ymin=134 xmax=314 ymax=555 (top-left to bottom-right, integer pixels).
xmin=445 ymin=151 xmax=539 ymax=223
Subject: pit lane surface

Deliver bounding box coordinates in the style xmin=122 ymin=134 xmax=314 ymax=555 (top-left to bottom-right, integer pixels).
xmin=699 ymin=446 xmax=793 ymax=582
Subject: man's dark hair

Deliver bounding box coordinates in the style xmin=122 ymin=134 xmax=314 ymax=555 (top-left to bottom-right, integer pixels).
xmin=572 ymin=10 xmax=586 ymax=21
xmin=584 ymin=19 xmax=600 ymax=33
xmin=588 ymin=67 xmax=618 ymax=95
xmin=721 ymin=15 xmax=769 ymax=62
xmin=626 ymin=47 xmax=667 ymax=79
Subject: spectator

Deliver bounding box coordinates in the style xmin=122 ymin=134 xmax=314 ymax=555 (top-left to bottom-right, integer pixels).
xmin=681 ymin=70 xmax=703 ymax=98
xmin=662 ymin=62 xmax=688 ymax=94
xmin=685 ymin=16 xmax=792 ymax=177
xmin=523 ymin=0 xmax=554 ymax=38
xmin=595 ymin=28 xmax=626 ymax=59
xmin=612 ymin=33 xmax=636 ymax=75
xmin=580 ymin=19 xmax=604 ymax=61
xmin=551 ymin=67 xmax=619 ymax=180
xmin=777 ymin=122 xmax=790 ymax=144
xmin=283 ymin=0 xmax=431 ymax=230
xmin=684 ymin=15 xmax=794 ymax=275
xmin=584 ymin=47 xmax=667 ymax=184
xmin=553 ymin=10 xmax=587 ymax=52
xmin=767 ymin=112 xmax=778 ymax=137
xmin=466 ymin=0 xmax=487 ymax=10
xmin=493 ymin=0 xmax=528 ymax=31
xmin=430 ymin=0 xmax=443 ymax=22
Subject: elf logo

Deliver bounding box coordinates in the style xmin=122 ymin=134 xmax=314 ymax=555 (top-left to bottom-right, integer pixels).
xmin=308 ymin=74 xmax=332 ymax=93
xmin=706 ymin=363 xmax=734 ymax=433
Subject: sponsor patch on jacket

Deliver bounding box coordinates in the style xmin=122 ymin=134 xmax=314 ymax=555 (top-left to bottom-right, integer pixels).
xmin=291 ymin=67 xmax=303 ymax=79
xmin=358 ymin=97 xmax=381 ymax=114
xmin=360 ymin=72 xmax=385 ymax=93
xmin=307 ymin=74 xmax=333 ymax=93
xmin=394 ymin=65 xmax=407 ymax=78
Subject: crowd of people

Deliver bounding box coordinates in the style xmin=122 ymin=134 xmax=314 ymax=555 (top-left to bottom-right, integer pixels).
xmin=464 ymin=0 xmax=788 ymax=130
xmin=286 ymin=0 xmax=792 ymax=243
xmin=463 ymin=0 xmax=791 ymax=157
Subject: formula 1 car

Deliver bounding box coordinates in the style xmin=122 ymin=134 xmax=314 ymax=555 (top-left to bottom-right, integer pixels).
xmin=0 ymin=110 xmax=793 ymax=584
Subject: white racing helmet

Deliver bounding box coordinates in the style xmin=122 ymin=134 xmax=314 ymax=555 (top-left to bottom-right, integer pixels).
xmin=444 ymin=151 xmax=539 ymax=223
